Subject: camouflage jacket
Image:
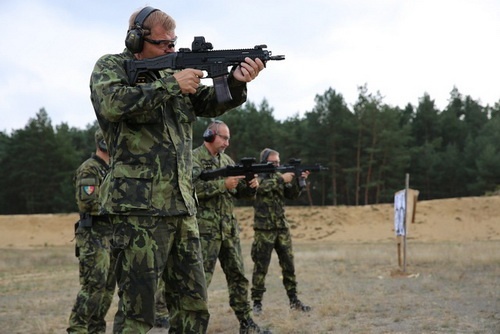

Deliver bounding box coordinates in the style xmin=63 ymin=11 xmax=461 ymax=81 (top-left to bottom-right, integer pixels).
xmin=74 ymin=153 xmax=109 ymax=215
xmin=253 ymin=173 xmax=302 ymax=230
xmin=89 ymin=49 xmax=247 ymax=216
xmin=192 ymin=145 xmax=255 ymax=238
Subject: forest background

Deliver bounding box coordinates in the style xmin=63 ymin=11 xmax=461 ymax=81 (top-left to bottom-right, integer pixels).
xmin=1 ymin=85 xmax=500 ymax=214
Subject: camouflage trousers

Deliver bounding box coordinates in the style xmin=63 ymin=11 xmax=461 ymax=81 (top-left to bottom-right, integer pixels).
xmin=250 ymin=228 xmax=298 ymax=302
xmin=200 ymin=233 xmax=252 ymax=322
xmin=67 ymin=221 xmax=116 ymax=334
xmin=154 ymin=279 xmax=170 ymax=326
xmin=111 ymin=215 xmax=209 ymax=334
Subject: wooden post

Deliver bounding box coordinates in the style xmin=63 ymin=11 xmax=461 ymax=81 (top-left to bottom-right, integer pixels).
xmin=395 ymin=177 xmax=419 ymax=274
xmin=397 ymin=235 xmax=402 ymax=267
xmin=403 ymin=173 xmax=409 ymax=272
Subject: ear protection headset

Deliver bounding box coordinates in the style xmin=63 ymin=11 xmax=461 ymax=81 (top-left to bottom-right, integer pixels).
xmin=203 ymin=120 xmax=224 ymax=143
xmin=97 ymin=139 xmax=108 ymax=153
xmin=125 ymin=6 xmax=159 ymax=53
xmin=260 ymin=148 xmax=272 ymax=163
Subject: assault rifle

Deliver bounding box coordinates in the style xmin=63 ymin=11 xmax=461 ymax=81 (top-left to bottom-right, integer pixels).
xmin=125 ymin=36 xmax=285 ymax=103
xmin=199 ymin=157 xmax=328 ymax=189
xmin=199 ymin=157 xmax=276 ymax=182
xmin=279 ymin=158 xmax=329 ymax=188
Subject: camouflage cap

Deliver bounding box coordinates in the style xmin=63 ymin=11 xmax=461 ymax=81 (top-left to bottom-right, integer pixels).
xmin=95 ymin=128 xmax=108 ymax=152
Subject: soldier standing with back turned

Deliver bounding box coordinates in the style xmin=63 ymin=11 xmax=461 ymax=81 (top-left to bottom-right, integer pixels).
xmin=67 ymin=129 xmax=116 ymax=334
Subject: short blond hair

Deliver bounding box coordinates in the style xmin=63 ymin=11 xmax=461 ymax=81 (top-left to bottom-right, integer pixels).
xmin=128 ymin=7 xmax=176 ymax=36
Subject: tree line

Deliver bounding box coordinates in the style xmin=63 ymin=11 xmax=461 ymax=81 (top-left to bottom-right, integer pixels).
xmin=1 ymin=85 xmax=500 ymax=214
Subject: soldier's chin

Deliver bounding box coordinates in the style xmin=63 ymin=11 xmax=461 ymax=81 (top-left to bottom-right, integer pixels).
xmin=218 ymin=148 xmax=225 ymax=154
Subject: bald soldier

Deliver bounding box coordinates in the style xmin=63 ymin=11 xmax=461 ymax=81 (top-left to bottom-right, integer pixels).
xmin=192 ymin=120 xmax=270 ymax=333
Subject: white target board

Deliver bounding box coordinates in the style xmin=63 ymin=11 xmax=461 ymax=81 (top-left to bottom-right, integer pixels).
xmin=394 ymin=190 xmax=406 ymax=236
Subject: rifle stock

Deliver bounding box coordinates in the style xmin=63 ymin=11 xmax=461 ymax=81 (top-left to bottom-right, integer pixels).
xmin=125 ymin=36 xmax=285 ymax=103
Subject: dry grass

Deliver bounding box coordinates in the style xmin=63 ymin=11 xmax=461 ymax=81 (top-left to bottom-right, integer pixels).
xmin=1 ymin=197 xmax=499 ymax=333
xmin=1 ymin=240 xmax=499 ymax=334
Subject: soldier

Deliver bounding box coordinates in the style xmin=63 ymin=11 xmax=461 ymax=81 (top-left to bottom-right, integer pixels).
xmin=67 ymin=128 xmax=116 ymax=334
xmin=89 ymin=6 xmax=265 ymax=333
xmin=250 ymin=148 xmax=311 ymax=315
xmin=192 ymin=121 xmax=270 ymax=334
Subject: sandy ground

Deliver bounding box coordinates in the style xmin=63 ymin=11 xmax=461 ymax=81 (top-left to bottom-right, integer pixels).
xmin=1 ymin=196 xmax=499 ymax=249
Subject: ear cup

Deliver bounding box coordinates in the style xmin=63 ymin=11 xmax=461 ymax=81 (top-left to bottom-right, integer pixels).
xmin=203 ymin=129 xmax=216 ymax=143
xmin=203 ymin=120 xmax=224 ymax=142
xmin=125 ymin=29 xmax=145 ymax=54
xmin=125 ymin=6 xmax=158 ymax=53
xmin=98 ymin=139 xmax=108 ymax=152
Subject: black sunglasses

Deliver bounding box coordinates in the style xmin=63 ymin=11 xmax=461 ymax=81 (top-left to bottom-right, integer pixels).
xmin=144 ymin=36 xmax=177 ymax=49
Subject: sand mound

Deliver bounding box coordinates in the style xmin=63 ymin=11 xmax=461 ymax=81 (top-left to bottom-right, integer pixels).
xmin=1 ymin=196 xmax=499 ymax=249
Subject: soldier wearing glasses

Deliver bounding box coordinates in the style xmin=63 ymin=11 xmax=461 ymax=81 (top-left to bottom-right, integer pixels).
xmin=192 ymin=121 xmax=270 ymax=333
xmin=89 ymin=6 xmax=265 ymax=334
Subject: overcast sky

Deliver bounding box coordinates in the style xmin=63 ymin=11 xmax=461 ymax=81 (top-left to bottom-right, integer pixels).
xmin=1 ymin=0 xmax=499 ymax=133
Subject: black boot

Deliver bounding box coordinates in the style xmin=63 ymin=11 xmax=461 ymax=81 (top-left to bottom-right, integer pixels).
xmin=154 ymin=315 xmax=170 ymax=329
xmin=154 ymin=317 xmax=170 ymax=329
xmin=239 ymin=317 xmax=272 ymax=334
xmin=290 ymin=297 xmax=311 ymax=312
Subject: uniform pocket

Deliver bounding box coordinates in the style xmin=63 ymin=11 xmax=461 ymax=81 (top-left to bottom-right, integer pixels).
xmin=197 ymin=218 xmax=212 ymax=235
xmin=110 ymin=163 xmax=154 ymax=212
xmin=127 ymin=109 xmax=163 ymax=124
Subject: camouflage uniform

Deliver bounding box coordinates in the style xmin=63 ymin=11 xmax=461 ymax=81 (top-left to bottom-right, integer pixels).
xmin=154 ymin=279 xmax=170 ymax=329
xmin=89 ymin=47 xmax=248 ymax=333
xmin=68 ymin=151 xmax=116 ymax=334
xmin=251 ymin=172 xmax=303 ymax=304
xmin=192 ymin=145 xmax=256 ymax=323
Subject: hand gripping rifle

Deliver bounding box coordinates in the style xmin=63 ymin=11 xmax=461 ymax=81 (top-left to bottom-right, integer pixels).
xmin=199 ymin=157 xmax=277 ymax=182
xmin=125 ymin=36 xmax=285 ymax=103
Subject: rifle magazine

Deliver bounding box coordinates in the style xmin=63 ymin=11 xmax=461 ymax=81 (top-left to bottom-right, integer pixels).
xmin=213 ymin=75 xmax=232 ymax=103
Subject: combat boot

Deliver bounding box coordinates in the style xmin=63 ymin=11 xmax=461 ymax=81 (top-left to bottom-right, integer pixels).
xmin=290 ymin=297 xmax=311 ymax=312
xmin=239 ymin=317 xmax=272 ymax=334
xmin=253 ymin=301 xmax=262 ymax=316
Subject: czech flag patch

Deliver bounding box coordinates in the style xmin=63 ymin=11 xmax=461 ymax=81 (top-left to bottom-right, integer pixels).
xmin=83 ymin=185 xmax=95 ymax=195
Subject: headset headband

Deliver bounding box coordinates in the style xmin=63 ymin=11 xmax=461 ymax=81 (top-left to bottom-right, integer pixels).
xmin=261 ymin=148 xmax=273 ymax=163
xmin=133 ymin=6 xmax=159 ymax=30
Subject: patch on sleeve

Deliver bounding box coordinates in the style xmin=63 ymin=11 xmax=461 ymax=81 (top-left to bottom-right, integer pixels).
xmin=83 ymin=185 xmax=95 ymax=195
